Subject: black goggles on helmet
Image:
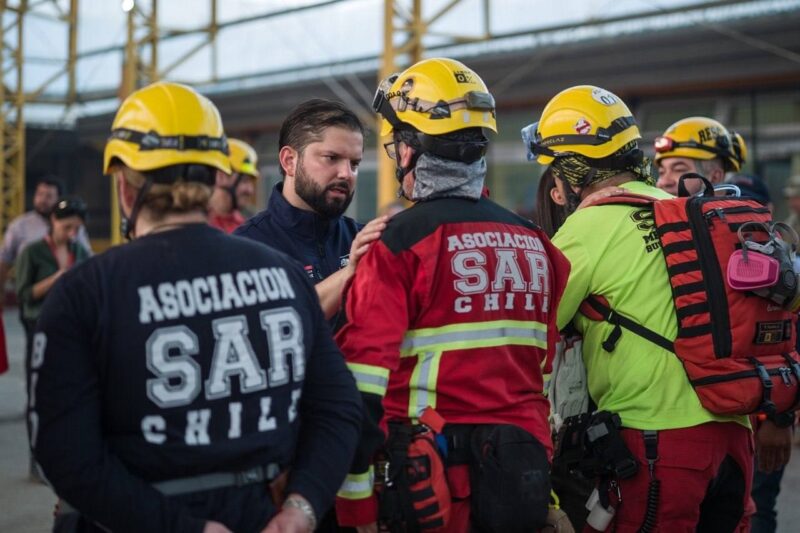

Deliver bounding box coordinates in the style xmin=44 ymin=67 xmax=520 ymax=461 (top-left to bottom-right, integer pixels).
xmin=110 ymin=128 xmax=229 ymax=155
xmin=524 ymin=115 xmax=637 ymax=160
xmin=372 ymin=74 xmax=496 ymax=128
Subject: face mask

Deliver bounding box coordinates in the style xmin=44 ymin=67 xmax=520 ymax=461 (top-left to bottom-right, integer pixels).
xmin=727 ymin=222 xmax=800 ymax=312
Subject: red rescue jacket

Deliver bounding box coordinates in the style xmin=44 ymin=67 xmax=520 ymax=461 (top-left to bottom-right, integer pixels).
xmin=334 ymin=195 xmax=570 ymax=525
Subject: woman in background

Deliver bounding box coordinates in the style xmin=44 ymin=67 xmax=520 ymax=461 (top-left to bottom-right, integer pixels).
xmin=16 ymin=197 xmax=90 ymax=345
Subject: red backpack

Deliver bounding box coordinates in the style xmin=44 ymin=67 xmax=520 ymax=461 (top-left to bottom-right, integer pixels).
xmin=581 ymin=175 xmax=800 ymax=417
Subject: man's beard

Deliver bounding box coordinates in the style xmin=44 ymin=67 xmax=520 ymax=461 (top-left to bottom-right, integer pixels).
xmin=34 ymin=204 xmax=53 ymax=217
xmin=295 ymin=160 xmax=354 ymax=218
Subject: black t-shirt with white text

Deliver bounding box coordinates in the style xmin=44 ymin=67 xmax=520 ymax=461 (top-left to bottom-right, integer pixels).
xmin=30 ymin=224 xmax=361 ymax=533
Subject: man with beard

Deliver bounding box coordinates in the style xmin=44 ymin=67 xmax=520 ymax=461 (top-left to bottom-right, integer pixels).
xmin=235 ymin=99 xmax=387 ymax=321
xmin=0 ymin=176 xmax=91 ymax=310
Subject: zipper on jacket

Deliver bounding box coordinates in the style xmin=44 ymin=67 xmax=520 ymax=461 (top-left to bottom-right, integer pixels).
xmin=687 ymin=197 xmax=732 ymax=358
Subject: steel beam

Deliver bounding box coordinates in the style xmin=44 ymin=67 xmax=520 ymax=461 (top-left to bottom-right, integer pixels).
xmin=0 ymin=0 xmax=27 ymax=237
xmin=377 ymin=0 xmax=490 ymax=210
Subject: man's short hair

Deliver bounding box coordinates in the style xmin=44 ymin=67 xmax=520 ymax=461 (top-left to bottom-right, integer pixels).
xmin=36 ymin=175 xmax=64 ymax=196
xmin=278 ymin=99 xmax=364 ymax=176
xmin=696 ymin=158 xmax=724 ymax=178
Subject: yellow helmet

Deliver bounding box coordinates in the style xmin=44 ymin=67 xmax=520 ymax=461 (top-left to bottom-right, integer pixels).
xmin=374 ymin=57 xmax=497 ymax=137
xmin=523 ymin=85 xmax=640 ymax=167
xmin=104 ymin=81 xmax=231 ymax=175
xmin=228 ymin=138 xmax=259 ymax=178
xmin=653 ymin=117 xmax=742 ymax=171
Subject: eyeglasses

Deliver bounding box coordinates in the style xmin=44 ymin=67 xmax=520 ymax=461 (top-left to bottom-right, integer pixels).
xmin=383 ymin=141 xmax=398 ymax=161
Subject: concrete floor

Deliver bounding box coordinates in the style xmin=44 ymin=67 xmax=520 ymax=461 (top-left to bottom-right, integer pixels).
xmin=0 ymin=308 xmax=56 ymax=532
xmin=1 ymin=308 xmax=799 ymax=532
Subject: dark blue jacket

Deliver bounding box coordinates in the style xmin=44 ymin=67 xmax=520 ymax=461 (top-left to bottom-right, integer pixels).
xmin=234 ymin=183 xmax=363 ymax=284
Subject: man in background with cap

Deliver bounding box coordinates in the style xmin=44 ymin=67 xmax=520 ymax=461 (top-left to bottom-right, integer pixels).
xmin=654 ymin=117 xmax=745 ymax=195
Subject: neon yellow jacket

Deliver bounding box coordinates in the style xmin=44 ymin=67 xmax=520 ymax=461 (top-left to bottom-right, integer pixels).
xmin=552 ymin=181 xmax=747 ymax=430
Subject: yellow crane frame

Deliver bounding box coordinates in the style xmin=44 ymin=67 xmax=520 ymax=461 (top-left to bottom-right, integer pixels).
xmin=1 ymin=0 xmax=492 ymax=241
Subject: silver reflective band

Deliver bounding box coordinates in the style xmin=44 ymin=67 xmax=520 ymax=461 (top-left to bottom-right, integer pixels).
xmin=350 ymin=370 xmax=389 ymax=390
xmin=152 ymin=463 xmax=281 ymax=496
xmin=401 ymin=326 xmax=547 ymax=353
xmin=338 ymin=468 xmax=375 ymax=498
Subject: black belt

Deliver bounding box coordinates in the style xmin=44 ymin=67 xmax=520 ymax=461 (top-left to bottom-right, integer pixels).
xmin=153 ymin=463 xmax=281 ymax=496
xmin=55 ymin=463 xmax=282 ymax=520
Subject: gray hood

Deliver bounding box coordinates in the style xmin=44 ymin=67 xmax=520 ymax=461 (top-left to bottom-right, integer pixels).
xmin=411 ymin=152 xmax=486 ymax=202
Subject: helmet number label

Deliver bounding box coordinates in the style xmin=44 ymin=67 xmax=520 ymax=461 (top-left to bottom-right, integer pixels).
xmin=591 ymin=88 xmax=617 ymax=106
xmin=454 ymin=70 xmax=475 ymax=84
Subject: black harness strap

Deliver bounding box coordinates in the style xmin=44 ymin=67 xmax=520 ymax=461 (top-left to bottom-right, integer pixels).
xmin=750 ymin=357 xmax=776 ymax=415
xmin=584 ymin=297 xmax=675 ymax=353
xmin=782 ymin=354 xmax=800 ymax=410
xmin=638 ymin=431 xmax=660 ymax=533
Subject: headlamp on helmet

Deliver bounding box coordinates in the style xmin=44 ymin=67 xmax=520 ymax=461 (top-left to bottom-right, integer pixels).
xmin=653 ymin=117 xmax=742 ymax=172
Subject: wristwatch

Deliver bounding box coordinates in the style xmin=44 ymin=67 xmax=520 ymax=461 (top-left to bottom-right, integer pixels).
xmin=283 ymin=496 xmax=317 ymax=531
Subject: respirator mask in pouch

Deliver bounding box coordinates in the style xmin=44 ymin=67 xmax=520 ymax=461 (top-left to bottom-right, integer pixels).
xmin=727 ymin=221 xmax=800 ymax=312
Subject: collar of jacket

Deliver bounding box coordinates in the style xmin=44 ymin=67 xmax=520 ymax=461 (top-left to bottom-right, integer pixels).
xmin=268 ymin=182 xmax=338 ymax=239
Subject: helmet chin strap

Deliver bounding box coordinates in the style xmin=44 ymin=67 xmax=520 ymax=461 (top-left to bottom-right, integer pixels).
xmin=123 ymin=177 xmax=153 ymax=241
xmin=223 ymin=172 xmax=244 ymax=211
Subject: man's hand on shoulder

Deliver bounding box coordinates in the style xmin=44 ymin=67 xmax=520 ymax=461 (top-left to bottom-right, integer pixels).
xmin=577 ymin=187 xmax=628 ymax=210
xmin=348 ymin=215 xmax=389 ymax=270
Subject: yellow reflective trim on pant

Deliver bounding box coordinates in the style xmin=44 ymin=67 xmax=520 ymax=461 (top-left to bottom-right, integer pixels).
xmin=346 ymin=362 xmax=390 ymax=397
xmin=337 ymin=466 xmax=375 ymax=500
xmin=400 ymin=319 xmax=548 ymax=356
xmin=408 ymin=351 xmax=444 ymax=419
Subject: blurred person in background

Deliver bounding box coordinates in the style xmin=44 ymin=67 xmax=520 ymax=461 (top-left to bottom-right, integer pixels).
xmin=16 ymin=197 xmax=90 ymax=359
xmin=234 ymin=144 xmax=260 ymax=219
xmin=0 ymin=176 xmax=91 ymax=309
xmin=15 ymin=196 xmax=90 ymax=481
xmin=783 ymin=175 xmax=800 ymax=238
xmin=726 ymin=173 xmax=773 ymax=211
xmin=208 ymin=138 xmax=260 ymax=233
xmin=654 ymin=117 xmax=745 ymax=196
xmin=728 ymin=172 xmax=799 ymax=533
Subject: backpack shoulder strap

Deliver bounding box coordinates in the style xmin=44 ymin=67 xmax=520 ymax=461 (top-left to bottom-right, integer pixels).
xmin=586 ymin=192 xmax=658 ymax=209
xmin=582 ymin=295 xmax=675 ymax=353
